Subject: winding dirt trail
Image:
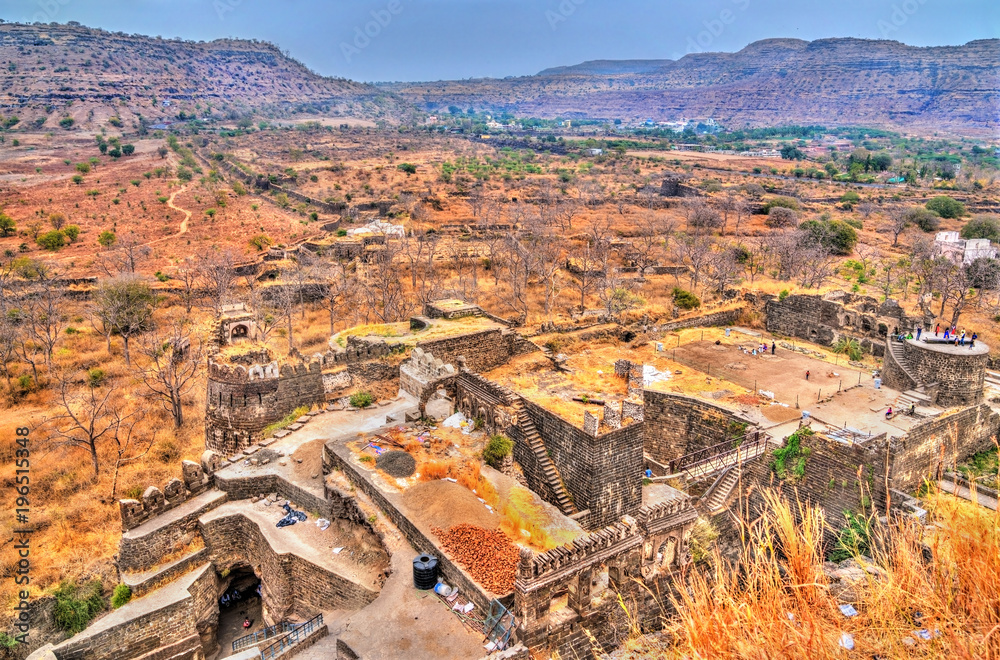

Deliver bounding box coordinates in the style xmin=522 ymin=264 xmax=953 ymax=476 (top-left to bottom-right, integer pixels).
xmin=148 ymin=186 xmax=191 ymax=245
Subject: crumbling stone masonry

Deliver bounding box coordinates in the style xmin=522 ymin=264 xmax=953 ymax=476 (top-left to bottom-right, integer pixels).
xmin=765 ymin=291 xmax=912 ymax=357
xmin=515 ymin=493 xmax=697 ymax=658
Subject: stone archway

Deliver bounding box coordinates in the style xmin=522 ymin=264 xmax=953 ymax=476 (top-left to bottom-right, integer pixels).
xmin=230 ymin=324 xmax=250 ymax=343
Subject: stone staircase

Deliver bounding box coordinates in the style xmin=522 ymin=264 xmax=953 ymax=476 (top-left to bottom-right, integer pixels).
xmin=699 ymin=467 xmax=741 ymax=515
xmin=513 ymin=401 xmax=577 ymax=516
xmin=986 ymin=369 xmax=1000 ymax=390
xmin=886 ymin=338 xmax=919 ymax=387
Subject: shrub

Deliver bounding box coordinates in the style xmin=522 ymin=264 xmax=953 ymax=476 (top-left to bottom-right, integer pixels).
xmin=778 ymin=289 xmax=790 ymax=300
xmin=86 ymin=368 xmax=106 ymax=388
xmin=905 ymin=207 xmax=941 ymax=232
xmin=798 ymin=218 xmax=858 ymax=255
xmin=397 ymin=163 xmax=417 ymax=175
xmin=829 ymin=511 xmax=875 ymax=562
xmin=926 ymin=195 xmax=966 ymax=219
xmin=766 ymin=206 xmax=798 ymax=228
xmin=832 ymin=337 xmax=863 ymax=361
xmin=350 ymin=391 xmax=375 ymax=408
xmin=98 ymin=230 xmax=116 ymax=247
xmin=960 ymin=214 xmax=1000 ymax=242
xmin=0 ymin=213 xmax=15 ymax=236
xmin=672 ymin=287 xmax=701 ymax=310
xmin=53 ymin=580 xmax=103 ymax=633
xmin=771 ymin=427 xmax=812 ymax=481
xmin=761 ymin=196 xmax=799 ymax=213
xmin=59 ymin=117 xmax=75 ymax=129
xmin=483 ymin=435 xmax=513 ymax=469
xmin=839 ymin=191 xmax=860 ymax=209
xmin=336 ymin=229 xmax=348 ymax=237
xmin=63 ymin=224 xmax=80 ymax=242
xmin=248 ymin=234 xmax=272 ymax=251
xmin=110 ymin=584 xmax=131 ymax=609
xmin=75 ymin=162 xmax=90 ymax=174
xmin=36 ymin=230 xmax=65 ymax=251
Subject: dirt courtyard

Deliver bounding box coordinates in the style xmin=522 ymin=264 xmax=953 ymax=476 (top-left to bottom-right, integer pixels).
xmin=669 ymin=337 xmax=920 ymax=438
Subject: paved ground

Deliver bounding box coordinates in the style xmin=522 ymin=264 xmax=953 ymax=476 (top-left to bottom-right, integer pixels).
xmin=938 ymin=479 xmax=998 ymax=511
xmin=216 ymin=596 xmax=263 ymax=656
xmin=294 ymin=501 xmax=487 ymax=660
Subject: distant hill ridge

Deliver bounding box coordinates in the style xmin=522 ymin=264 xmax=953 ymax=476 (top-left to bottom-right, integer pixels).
xmin=0 ymin=22 xmax=403 ymax=128
xmin=390 ymin=37 xmax=1000 ymax=136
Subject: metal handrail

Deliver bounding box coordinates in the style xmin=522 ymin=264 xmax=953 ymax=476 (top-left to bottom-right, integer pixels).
xmin=259 ymin=613 xmax=324 ymax=660
xmin=672 ymin=431 xmax=765 ymax=474
xmin=232 ymin=621 xmax=296 ymax=652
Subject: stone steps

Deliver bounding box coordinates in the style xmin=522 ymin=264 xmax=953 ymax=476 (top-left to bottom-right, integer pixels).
xmin=515 ymin=404 xmax=577 ymax=515
xmin=702 ymin=468 xmax=740 ymax=514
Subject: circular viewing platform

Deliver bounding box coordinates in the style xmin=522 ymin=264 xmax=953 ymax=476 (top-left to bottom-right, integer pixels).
xmin=884 ymin=336 xmax=990 ymax=407
xmin=905 ymin=336 xmax=989 ymax=356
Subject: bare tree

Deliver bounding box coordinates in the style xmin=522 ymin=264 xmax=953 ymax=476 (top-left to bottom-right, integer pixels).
xmin=553 ymin=197 xmax=581 ymax=232
xmin=766 ymin=207 xmax=798 ymax=229
xmin=630 ymin=211 xmax=673 ymax=276
xmin=882 ymin=204 xmax=910 ymax=247
xmin=134 ymin=322 xmax=203 ymax=428
xmin=358 ymin=236 xmax=410 ymax=323
xmin=707 ymin=244 xmax=743 ymax=293
xmin=97 ymin=232 xmax=152 ymax=276
xmin=683 ymin=200 xmax=723 ymax=233
xmin=731 ymin=196 xmax=751 ymax=235
xmin=25 ymin=275 xmax=65 ymax=367
xmin=48 ymin=373 xmax=142 ymax=478
xmin=196 ymin=248 xmax=240 ymax=314
xmin=91 ymin=275 xmax=156 ymax=366
xmin=674 ymin=233 xmax=714 ymax=292
xmin=173 ymin=258 xmax=201 ymax=314
xmin=739 ymin=236 xmax=770 ymax=285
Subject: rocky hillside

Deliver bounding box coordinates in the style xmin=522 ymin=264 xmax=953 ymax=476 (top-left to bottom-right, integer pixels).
xmin=389 ymin=38 xmax=1000 ymax=136
xmin=0 ymin=22 xmax=403 ymax=130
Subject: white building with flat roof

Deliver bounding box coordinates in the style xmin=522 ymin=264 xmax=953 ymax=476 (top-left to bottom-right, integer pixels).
xmin=935 ymin=231 xmax=998 ymax=265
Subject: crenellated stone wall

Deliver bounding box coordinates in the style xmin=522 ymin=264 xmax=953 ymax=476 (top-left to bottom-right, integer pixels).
xmin=514 ymin=493 xmax=697 ymax=657
xmin=118 ymin=452 xmax=221 ymax=531
xmin=204 ymin=355 xmax=324 ymax=455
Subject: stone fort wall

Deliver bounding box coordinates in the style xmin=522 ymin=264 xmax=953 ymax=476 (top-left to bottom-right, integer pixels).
xmin=511 ymin=399 xmax=643 ymax=529
xmin=765 ymin=291 xmax=911 ymax=356
xmin=204 ymin=358 xmax=325 ymax=455
xmin=417 ymin=327 xmax=538 ymax=373
xmin=643 ymin=390 xmax=754 ymax=469
xmin=901 ymin=340 xmax=988 ymax=406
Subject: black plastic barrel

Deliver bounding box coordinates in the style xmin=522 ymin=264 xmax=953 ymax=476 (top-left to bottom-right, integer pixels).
xmin=413 ymin=554 xmax=439 ymax=590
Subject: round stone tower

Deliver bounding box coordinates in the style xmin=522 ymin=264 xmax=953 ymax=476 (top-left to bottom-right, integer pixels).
xmin=883 ymin=336 xmax=988 ymax=407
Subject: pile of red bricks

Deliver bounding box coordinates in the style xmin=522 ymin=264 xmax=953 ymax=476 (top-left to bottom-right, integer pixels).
xmin=433 ymin=524 xmax=519 ymax=594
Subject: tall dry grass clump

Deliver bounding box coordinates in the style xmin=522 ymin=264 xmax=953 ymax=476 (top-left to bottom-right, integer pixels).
xmin=661 ymin=487 xmax=1000 ymax=659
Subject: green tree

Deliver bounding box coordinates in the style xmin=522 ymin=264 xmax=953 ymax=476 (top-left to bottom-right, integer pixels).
xmin=121 ymin=144 xmax=135 ymax=156
xmin=63 ymin=225 xmax=80 ymax=242
xmin=960 ymin=214 xmax=1000 ymax=242
xmin=397 ymin=163 xmax=418 ymax=175
xmin=761 ymin=196 xmax=799 ymax=213
xmin=926 ymin=195 xmax=966 ymax=219
xmin=780 ymin=145 xmax=805 ymax=160
xmin=0 ymin=213 xmax=15 ymax=236
xmin=75 ymin=162 xmax=90 ymax=174
xmin=98 ymin=230 xmax=117 ymax=248
xmin=906 ymin=207 xmax=941 ymax=232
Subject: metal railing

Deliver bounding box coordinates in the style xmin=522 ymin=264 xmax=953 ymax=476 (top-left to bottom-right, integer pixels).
xmin=669 ymin=431 xmax=769 ymax=482
xmin=232 ymin=621 xmax=297 ymax=653
xmin=259 ymin=613 xmax=324 ymax=660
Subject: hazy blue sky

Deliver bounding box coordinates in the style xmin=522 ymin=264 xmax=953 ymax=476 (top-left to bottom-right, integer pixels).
xmin=2 ymin=0 xmax=997 ymax=81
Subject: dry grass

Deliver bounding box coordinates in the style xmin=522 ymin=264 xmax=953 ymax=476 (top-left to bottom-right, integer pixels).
xmin=655 ymin=487 xmax=1000 ymax=659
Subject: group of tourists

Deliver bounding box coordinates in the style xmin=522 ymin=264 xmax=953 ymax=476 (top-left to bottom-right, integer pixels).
xmin=934 ymin=324 xmax=978 ymax=347
xmin=739 ymin=341 xmax=776 ymax=357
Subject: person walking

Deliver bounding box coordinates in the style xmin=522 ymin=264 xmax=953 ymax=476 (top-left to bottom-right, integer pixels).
xmin=971 ymin=332 xmax=978 ymax=348
xmin=935 ymin=323 xmax=940 ymax=336
xmin=805 ymin=370 xmax=810 ymax=381
xmin=916 ymin=327 xmax=922 ymax=340
xmin=771 ymin=342 xmax=776 ymax=355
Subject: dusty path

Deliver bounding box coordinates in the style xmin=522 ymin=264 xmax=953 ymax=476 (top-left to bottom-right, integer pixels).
xmin=148 ymin=185 xmax=191 ymax=245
